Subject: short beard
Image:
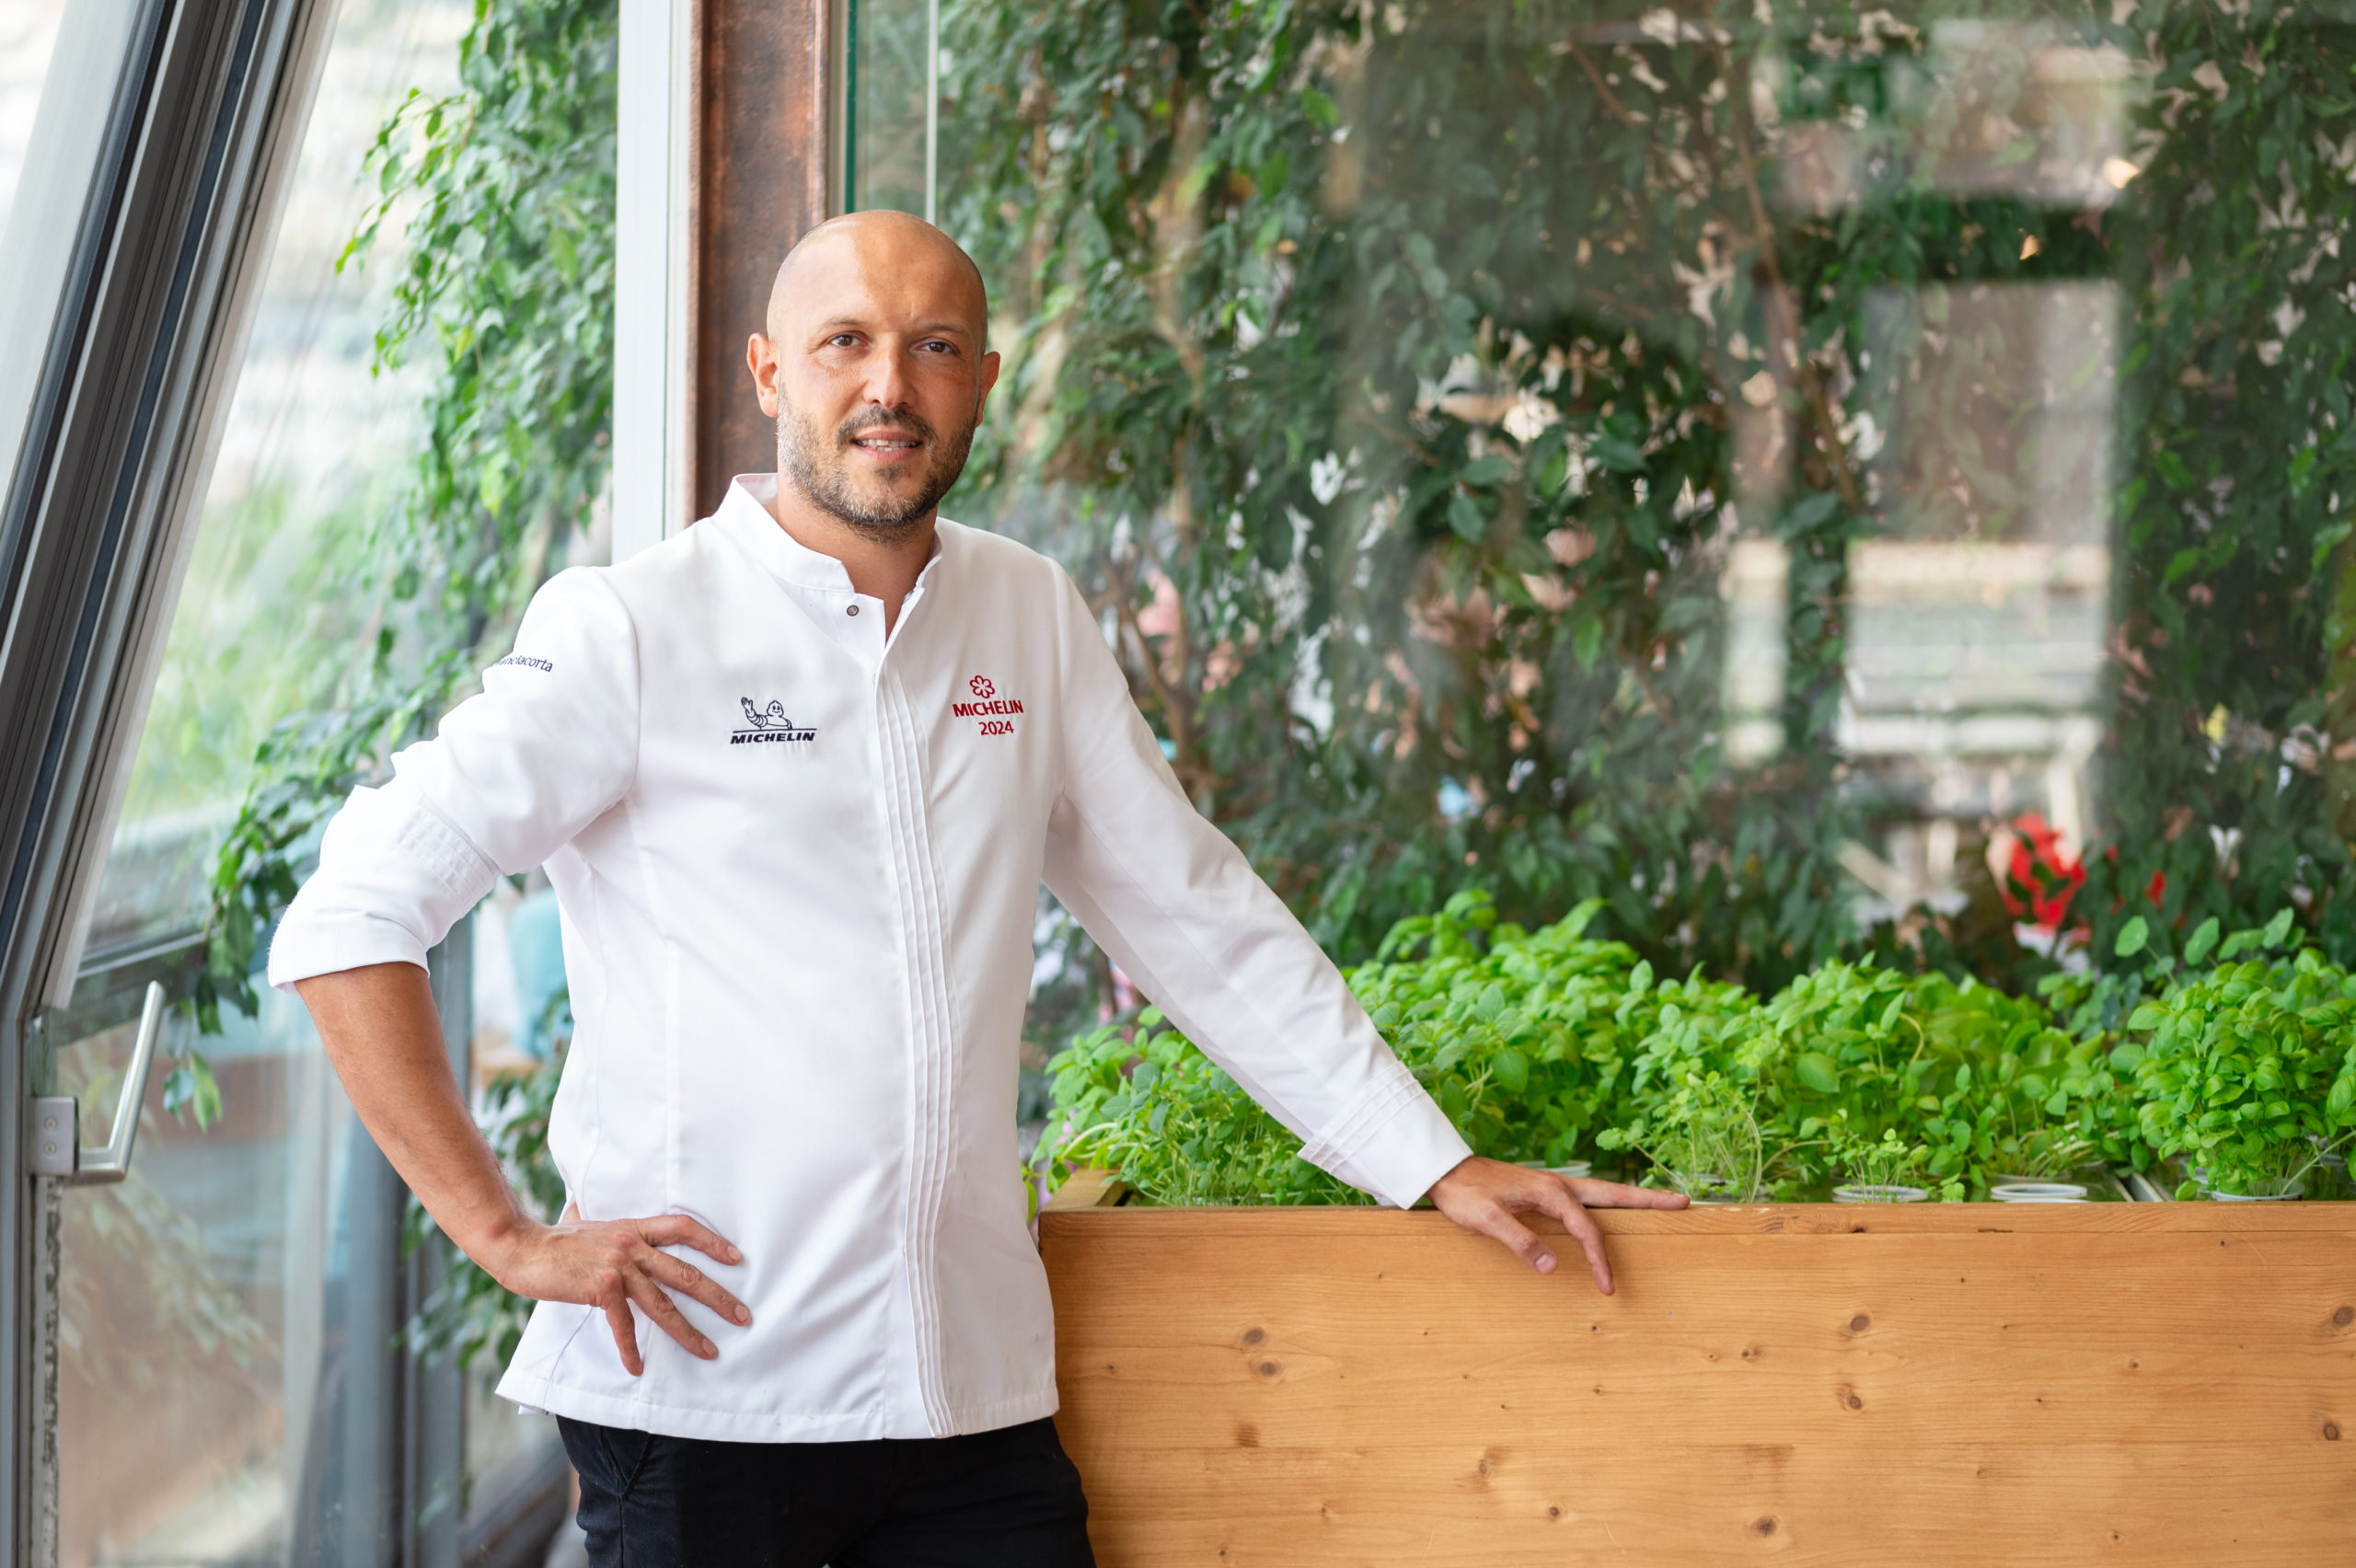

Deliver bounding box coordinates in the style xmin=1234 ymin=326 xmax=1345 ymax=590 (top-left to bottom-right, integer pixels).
xmin=779 ymin=401 xmax=976 ymax=539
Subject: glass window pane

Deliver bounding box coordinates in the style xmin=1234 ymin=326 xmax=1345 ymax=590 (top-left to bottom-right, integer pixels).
xmin=0 ymin=0 xmax=144 ymax=496
xmin=901 ymin=2 xmax=2356 ymax=998
xmin=849 ymin=0 xmax=933 ymax=217
xmin=56 ymin=976 xmax=402 ymax=1568
xmin=51 ymin=3 xmax=552 ymax=1566
xmin=80 ymin=0 xmax=466 ymax=959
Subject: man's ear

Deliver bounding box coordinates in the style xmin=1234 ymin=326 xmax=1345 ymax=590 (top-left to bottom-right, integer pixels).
xmin=747 ymin=333 xmax=782 ymax=418
xmin=976 ymin=349 xmax=1002 ymax=417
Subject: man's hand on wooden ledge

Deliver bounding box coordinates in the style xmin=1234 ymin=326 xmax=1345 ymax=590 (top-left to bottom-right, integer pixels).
xmin=1426 ymin=1155 xmax=1690 ymax=1295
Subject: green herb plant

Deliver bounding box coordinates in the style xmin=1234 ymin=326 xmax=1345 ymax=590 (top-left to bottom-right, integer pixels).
xmin=1039 ymin=1015 xmax=1358 ymax=1207
xmin=1595 ymin=1072 xmax=1765 ymax=1202
xmin=2129 ymin=949 xmax=2356 ymax=1200
xmin=1824 ymin=1121 xmax=1954 ymax=1201
xmin=1036 ymin=892 xmax=1727 ymax=1202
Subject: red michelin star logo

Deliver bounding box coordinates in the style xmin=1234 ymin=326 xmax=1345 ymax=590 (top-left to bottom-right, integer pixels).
xmin=952 ymin=675 xmax=1023 ymax=730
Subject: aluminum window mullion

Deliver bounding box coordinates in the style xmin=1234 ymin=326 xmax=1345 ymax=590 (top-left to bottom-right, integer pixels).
xmin=0 ymin=0 xmax=346 ymax=1560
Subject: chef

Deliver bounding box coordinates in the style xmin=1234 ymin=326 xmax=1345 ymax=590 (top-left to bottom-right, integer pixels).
xmin=274 ymin=210 xmax=1681 ymax=1567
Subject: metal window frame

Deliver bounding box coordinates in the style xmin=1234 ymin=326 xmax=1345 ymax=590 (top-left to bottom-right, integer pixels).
xmin=611 ymin=0 xmax=840 ymax=536
xmin=0 ymin=0 xmax=843 ymax=1550
xmin=0 ymin=0 xmax=346 ymax=1559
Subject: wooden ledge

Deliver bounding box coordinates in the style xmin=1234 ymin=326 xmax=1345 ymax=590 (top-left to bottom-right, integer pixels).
xmin=1041 ymin=1195 xmax=2356 ymax=1237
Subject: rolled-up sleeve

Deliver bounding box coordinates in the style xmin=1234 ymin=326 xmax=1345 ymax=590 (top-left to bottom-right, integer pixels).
xmin=268 ymin=568 xmax=641 ymax=990
xmin=1038 ymin=570 xmax=1470 ymax=1209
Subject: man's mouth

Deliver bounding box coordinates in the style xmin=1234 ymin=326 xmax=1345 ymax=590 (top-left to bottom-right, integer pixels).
xmin=851 ymin=433 xmax=922 ymax=453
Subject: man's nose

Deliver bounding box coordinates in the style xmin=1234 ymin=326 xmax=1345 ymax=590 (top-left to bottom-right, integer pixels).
xmin=862 ymin=347 xmax=915 ymax=412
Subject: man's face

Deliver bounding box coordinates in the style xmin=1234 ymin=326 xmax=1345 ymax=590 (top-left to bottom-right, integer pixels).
xmin=748 ymin=218 xmax=999 ymax=537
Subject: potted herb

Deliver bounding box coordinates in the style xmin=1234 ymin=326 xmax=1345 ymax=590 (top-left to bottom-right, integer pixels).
xmin=1596 ymin=1071 xmax=1765 ymax=1202
xmin=2127 ymin=948 xmax=2356 ymax=1201
xmin=1991 ymin=1124 xmax=2096 ymax=1185
xmin=1826 ymin=1123 xmax=1951 ymax=1204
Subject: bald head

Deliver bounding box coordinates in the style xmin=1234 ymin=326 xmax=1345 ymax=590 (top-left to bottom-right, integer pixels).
xmin=767 ymin=211 xmax=987 ymax=347
xmin=746 ymin=209 xmax=1000 ymax=541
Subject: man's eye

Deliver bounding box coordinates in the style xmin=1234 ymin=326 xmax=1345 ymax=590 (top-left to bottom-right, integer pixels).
xmin=827 ymin=334 xmax=859 ymax=348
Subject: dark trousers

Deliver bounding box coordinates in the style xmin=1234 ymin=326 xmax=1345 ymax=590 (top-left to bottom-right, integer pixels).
xmin=558 ymin=1415 xmax=1097 ymax=1568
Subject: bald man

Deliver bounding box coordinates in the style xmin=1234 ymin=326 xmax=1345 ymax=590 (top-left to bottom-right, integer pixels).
xmin=273 ymin=212 xmax=1681 ymax=1567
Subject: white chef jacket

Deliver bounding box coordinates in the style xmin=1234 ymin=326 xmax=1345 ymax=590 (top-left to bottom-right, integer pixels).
xmin=268 ymin=475 xmax=1470 ymax=1443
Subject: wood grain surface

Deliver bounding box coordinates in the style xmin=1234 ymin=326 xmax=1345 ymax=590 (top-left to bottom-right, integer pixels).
xmin=1040 ymin=1201 xmax=2356 ymax=1565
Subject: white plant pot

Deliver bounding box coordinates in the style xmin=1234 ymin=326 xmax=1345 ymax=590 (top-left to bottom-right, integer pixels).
xmin=2207 ymin=1179 xmax=2304 ymax=1202
xmin=1833 ymin=1183 xmax=1927 ymax=1204
xmin=1516 ymin=1159 xmax=1592 ymax=1181
xmin=1991 ymin=1182 xmax=2087 ymax=1204
xmin=1671 ymin=1171 xmax=1738 ymax=1203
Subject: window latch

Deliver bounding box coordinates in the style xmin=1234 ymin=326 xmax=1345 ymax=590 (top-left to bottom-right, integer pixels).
xmin=29 ymin=980 xmax=166 ymax=1185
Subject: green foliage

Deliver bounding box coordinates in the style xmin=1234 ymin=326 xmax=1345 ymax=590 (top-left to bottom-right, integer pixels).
xmin=1037 ymin=891 xmax=1729 ymax=1201
xmin=1354 ymin=892 xmax=1758 ymax=1165
xmin=1823 ymin=1123 xmax=1953 ymax=1201
xmin=176 ymin=0 xmax=618 ymax=1376
xmin=937 ymin=0 xmax=2356 ymax=1014
xmin=201 ymin=0 xmax=616 ymax=1031
xmin=1596 ymin=1072 xmax=1766 ymax=1202
xmin=342 ymin=0 xmax=618 ymax=622
xmin=1750 ymin=963 xmax=2116 ymax=1190
xmin=2085 ymin=3 xmax=2356 ymax=966
xmin=1045 ymin=890 xmax=2352 ymax=1205
xmin=196 ymin=653 xmax=468 ymax=1029
xmin=943 ymin=0 xmax=1860 ymax=986
xmin=1042 ymin=1019 xmax=1359 ymax=1206
xmin=2129 ymin=951 xmax=2356 ymax=1199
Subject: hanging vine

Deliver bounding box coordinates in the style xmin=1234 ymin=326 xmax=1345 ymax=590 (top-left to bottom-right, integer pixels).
xmin=199 ymin=0 xmax=618 ymax=1033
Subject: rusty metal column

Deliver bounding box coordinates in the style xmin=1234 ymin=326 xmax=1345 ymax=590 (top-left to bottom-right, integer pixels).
xmin=693 ymin=0 xmax=836 ymax=521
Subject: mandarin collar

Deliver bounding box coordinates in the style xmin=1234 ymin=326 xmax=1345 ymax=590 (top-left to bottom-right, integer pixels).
xmin=710 ymin=474 xmax=951 ymax=599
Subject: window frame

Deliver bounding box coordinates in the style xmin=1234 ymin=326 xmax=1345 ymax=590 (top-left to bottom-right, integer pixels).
xmin=0 ymin=0 xmax=348 ymax=1557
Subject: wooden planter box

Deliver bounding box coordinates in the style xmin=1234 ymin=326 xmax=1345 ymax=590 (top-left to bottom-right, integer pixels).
xmin=1040 ymin=1180 xmax=2355 ymax=1564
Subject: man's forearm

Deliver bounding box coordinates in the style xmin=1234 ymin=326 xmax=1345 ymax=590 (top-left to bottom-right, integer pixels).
xmin=294 ymin=961 xmax=749 ymax=1373
xmin=295 ymin=962 xmax=531 ymax=1263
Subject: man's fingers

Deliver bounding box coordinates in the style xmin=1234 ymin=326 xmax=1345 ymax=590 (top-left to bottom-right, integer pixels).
xmin=624 ymin=1270 xmax=718 ymax=1361
xmin=634 ymin=1212 xmax=745 ymax=1267
xmin=1536 ymin=1180 xmax=1615 ymax=1295
xmin=640 ymin=1245 xmax=753 ymax=1326
xmin=600 ymin=1289 xmax=643 ymax=1377
xmin=1568 ymin=1177 xmax=1691 ymax=1210
xmin=1470 ymin=1202 xmax=1559 ymax=1275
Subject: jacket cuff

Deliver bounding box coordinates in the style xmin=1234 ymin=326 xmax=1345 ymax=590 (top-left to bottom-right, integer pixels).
xmin=267 ymin=907 xmax=431 ymax=992
xmin=1299 ymin=1058 xmax=1472 ymax=1209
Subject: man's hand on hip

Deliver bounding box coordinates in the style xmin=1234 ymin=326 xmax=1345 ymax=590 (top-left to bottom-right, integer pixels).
xmin=486 ymin=1207 xmax=753 ymax=1377
xmin=294 ymin=963 xmax=752 ymax=1378
xmin=1427 ymin=1155 xmax=1689 ymax=1295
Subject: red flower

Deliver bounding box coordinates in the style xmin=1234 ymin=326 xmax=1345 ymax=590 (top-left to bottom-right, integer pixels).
xmin=2001 ymin=813 xmax=2085 ymax=930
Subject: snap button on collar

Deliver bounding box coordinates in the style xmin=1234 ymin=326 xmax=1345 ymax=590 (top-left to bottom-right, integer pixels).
xmin=846 ymin=604 xmax=860 ymax=617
